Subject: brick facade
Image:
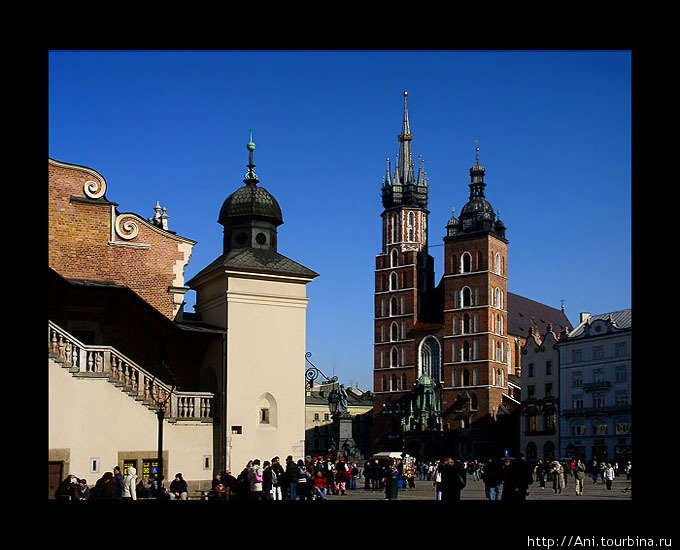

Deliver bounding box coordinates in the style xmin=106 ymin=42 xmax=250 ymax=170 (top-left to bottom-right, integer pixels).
xmin=48 ymin=159 xmax=196 ymax=321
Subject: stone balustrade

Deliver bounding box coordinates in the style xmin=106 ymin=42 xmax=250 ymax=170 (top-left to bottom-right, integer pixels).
xmin=48 ymin=320 xmax=213 ymax=422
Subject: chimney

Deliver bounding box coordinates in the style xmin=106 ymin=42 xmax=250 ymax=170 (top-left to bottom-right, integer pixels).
xmin=579 ymin=312 xmax=591 ymax=324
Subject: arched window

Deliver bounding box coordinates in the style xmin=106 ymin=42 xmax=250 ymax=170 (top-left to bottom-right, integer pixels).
xmin=462 ymin=287 xmax=472 ymax=307
xmin=454 ymin=290 xmax=461 ymax=308
xmin=463 ymin=341 xmax=471 ymax=362
xmin=408 ymin=212 xmax=415 ymax=241
xmin=453 ymin=370 xmax=459 ymax=386
xmin=390 ymin=272 xmax=398 ymax=291
xmin=419 ymin=336 xmax=442 ymax=381
xmin=501 ymin=256 xmax=505 ymax=276
xmin=391 ymin=248 xmax=399 ymax=267
xmin=390 ymin=296 xmax=398 ymax=316
xmin=495 ymin=253 xmax=501 ymax=274
xmin=494 ymin=288 xmax=500 ymax=308
xmin=463 ymin=313 xmax=471 ymax=334
xmin=390 ymin=322 xmax=399 ymax=341
xmin=473 ymin=368 xmax=479 ymax=385
xmin=401 ymin=296 xmax=406 ymax=314
xmin=382 ymin=375 xmax=387 ymax=391
xmin=401 ymin=373 xmax=407 ymax=390
xmin=470 ymin=393 xmax=478 ymax=410
xmin=391 ymin=214 xmax=398 ymax=243
xmin=391 ymin=374 xmax=398 ymax=391
xmin=452 ymin=315 xmax=458 ymax=335
xmin=461 ymin=252 xmax=472 ymax=273
xmin=463 ymin=368 xmax=470 ymax=386
xmin=391 ymin=347 xmax=399 ymax=367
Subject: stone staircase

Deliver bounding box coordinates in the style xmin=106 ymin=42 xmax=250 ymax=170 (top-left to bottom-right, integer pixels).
xmin=48 ymin=320 xmax=214 ymax=423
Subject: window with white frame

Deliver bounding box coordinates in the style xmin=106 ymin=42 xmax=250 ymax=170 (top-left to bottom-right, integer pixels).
xmin=391 ymin=248 xmax=399 ymax=267
xmin=461 ymin=252 xmax=472 ymax=273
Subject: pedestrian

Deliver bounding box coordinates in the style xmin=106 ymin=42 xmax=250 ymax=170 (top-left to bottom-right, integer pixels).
xmin=248 ymin=459 xmax=265 ymax=500
xmin=55 ymin=473 xmax=78 ymax=500
xmin=113 ymin=466 xmax=125 ymax=500
xmin=73 ymin=478 xmax=90 ymax=500
xmin=433 ymin=460 xmax=444 ymax=500
xmin=604 ymin=463 xmax=615 ymax=490
xmin=137 ymin=475 xmax=153 ymax=498
xmin=591 ymin=461 xmax=600 ymax=484
xmin=98 ymin=471 xmax=119 ymax=500
xmin=151 ymin=474 xmax=170 ymax=500
xmin=439 ymin=458 xmax=466 ymax=502
xmin=285 ymin=455 xmax=299 ymax=500
xmin=270 ymin=457 xmax=285 ymax=500
xmin=221 ymin=470 xmax=238 ymax=498
xmin=502 ymin=455 xmax=532 ymax=501
xmin=169 ymin=472 xmax=188 ymax=500
xmin=313 ymin=470 xmax=328 ymax=500
xmin=335 ymin=459 xmax=349 ymax=495
xmin=534 ymin=459 xmax=546 ymax=489
xmin=236 ymin=461 xmax=253 ymax=501
xmin=210 ymin=473 xmax=228 ymax=500
xmin=482 ymin=458 xmax=503 ymax=501
xmin=297 ymin=459 xmax=312 ymax=500
xmin=121 ymin=466 xmax=137 ymax=500
xmin=625 ymin=461 xmax=632 ymax=481
xmin=349 ymin=462 xmax=359 ymax=490
xmin=262 ymin=461 xmax=274 ymax=500
xmin=363 ymin=460 xmax=372 ymax=490
xmin=551 ymin=461 xmax=565 ymax=494
xmin=573 ymin=458 xmax=586 ymax=496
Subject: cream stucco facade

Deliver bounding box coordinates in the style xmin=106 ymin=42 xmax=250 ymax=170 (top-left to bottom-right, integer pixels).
xmin=49 ymin=355 xmax=214 ymax=490
xmin=193 ymin=268 xmax=313 ymax=473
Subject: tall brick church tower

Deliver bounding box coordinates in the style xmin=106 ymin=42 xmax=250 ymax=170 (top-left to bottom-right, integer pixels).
xmin=373 ymin=93 xmax=514 ymax=459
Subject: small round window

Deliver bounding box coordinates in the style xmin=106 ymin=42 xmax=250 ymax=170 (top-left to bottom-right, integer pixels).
xmin=256 ymin=232 xmax=267 ymax=245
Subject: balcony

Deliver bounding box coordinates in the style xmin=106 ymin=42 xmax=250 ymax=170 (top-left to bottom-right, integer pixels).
xmin=562 ymin=404 xmax=631 ymax=417
xmin=583 ymin=381 xmax=611 ymax=391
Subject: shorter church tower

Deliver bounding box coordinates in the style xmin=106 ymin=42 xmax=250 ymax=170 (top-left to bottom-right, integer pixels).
xmin=188 ymin=134 xmax=318 ymax=472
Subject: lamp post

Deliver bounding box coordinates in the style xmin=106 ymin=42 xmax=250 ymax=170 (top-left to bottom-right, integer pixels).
xmin=149 ymin=360 xmax=177 ymax=500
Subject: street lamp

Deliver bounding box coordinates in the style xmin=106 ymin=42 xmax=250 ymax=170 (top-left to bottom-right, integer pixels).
xmin=149 ymin=360 xmax=177 ymax=500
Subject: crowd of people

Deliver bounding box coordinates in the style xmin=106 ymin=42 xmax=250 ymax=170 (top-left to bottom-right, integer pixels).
xmin=210 ymin=455 xmax=362 ymax=501
xmin=54 ymin=455 xmax=632 ymax=501
xmin=54 ymin=466 xmax=188 ymax=501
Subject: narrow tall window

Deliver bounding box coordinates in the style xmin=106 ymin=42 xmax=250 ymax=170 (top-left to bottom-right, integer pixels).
xmin=391 ymin=248 xmax=399 ymax=267
xmin=408 ymin=212 xmax=415 ymax=241
xmin=462 ymin=252 xmax=472 ymax=273
xmin=390 ymin=272 xmax=398 ymax=291
xmin=390 ymin=296 xmax=398 ymax=316
xmin=462 ymin=287 xmax=472 ymax=307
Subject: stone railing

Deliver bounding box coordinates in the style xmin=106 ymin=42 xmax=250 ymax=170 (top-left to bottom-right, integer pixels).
xmin=48 ymin=320 xmax=213 ymax=422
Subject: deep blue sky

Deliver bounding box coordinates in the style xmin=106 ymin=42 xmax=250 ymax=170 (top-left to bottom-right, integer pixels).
xmin=48 ymin=50 xmax=631 ymax=390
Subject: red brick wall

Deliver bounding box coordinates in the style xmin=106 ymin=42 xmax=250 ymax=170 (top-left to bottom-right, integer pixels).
xmin=48 ymin=160 xmax=195 ymax=320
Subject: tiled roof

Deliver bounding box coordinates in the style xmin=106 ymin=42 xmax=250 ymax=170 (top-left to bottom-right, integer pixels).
xmin=568 ymin=309 xmax=631 ymax=338
xmin=507 ymin=292 xmax=572 ymax=340
xmin=188 ymin=248 xmax=319 ymax=284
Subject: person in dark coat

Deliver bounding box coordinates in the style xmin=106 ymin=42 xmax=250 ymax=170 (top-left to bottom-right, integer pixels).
xmin=270 ymin=457 xmax=286 ymax=500
xmin=169 ymin=473 xmax=188 ymax=500
xmin=439 ymin=458 xmax=466 ymax=502
xmin=502 ymin=454 xmax=533 ymax=501
xmin=55 ymin=473 xmax=78 ymax=500
xmin=285 ymin=455 xmax=300 ymax=500
xmin=113 ymin=466 xmax=124 ymax=499
xmin=481 ymin=458 xmax=504 ymax=501
xmin=98 ymin=471 xmax=119 ymax=500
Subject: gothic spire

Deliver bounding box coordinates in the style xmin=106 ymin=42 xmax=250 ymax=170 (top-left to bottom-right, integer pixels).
xmin=396 ymin=91 xmax=416 ymax=186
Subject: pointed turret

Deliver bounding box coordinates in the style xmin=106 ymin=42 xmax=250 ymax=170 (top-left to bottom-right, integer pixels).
xmin=382 ymin=92 xmax=428 ymax=209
